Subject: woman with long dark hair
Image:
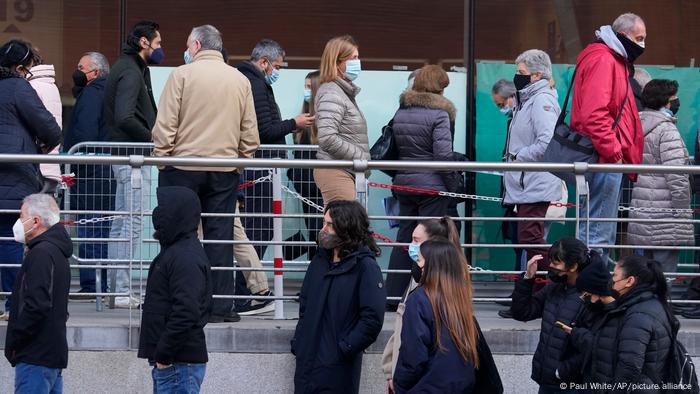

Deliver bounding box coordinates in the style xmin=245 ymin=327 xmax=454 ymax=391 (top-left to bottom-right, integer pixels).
xmin=291 ymin=200 xmax=386 ymax=393
xmin=568 ymin=256 xmax=676 ymax=389
xmin=393 ymin=239 xmax=483 ymax=393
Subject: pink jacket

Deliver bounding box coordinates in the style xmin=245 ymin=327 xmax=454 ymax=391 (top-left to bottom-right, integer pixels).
xmin=28 ymin=64 xmax=62 ymax=182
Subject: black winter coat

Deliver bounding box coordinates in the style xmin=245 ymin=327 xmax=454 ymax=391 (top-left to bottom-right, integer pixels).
xmin=104 ymin=48 xmax=157 ymax=145
xmin=5 ymin=224 xmax=72 ymax=369
xmin=237 ymin=61 xmax=295 ymax=158
xmin=511 ymin=276 xmax=587 ymax=389
xmin=0 ymin=71 xmax=62 ymax=210
xmin=394 ymin=287 xmax=476 ymax=393
xmin=292 ymin=246 xmax=386 ymax=394
xmin=570 ymin=286 xmax=674 ymax=393
xmin=392 ymin=90 xmax=460 ymax=193
xmin=137 ymin=186 xmax=212 ymax=365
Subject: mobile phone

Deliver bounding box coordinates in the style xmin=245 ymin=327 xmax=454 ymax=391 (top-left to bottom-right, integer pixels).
xmin=555 ymin=321 xmax=566 ymax=329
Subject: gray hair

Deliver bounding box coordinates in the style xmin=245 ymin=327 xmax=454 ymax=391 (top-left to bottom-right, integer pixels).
xmin=634 ymin=66 xmax=652 ymax=90
xmin=250 ymin=39 xmax=285 ymax=62
xmin=515 ymin=49 xmax=552 ymax=80
xmin=612 ymin=13 xmax=644 ymax=34
xmin=190 ymin=25 xmax=223 ymax=52
xmin=492 ymin=79 xmax=516 ymax=98
xmin=23 ymin=193 xmax=60 ymax=227
xmin=83 ymin=52 xmax=110 ymax=76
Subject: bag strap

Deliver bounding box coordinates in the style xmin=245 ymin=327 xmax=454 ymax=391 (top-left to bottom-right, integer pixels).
xmin=556 ymin=67 xmax=577 ymax=126
xmin=611 ymin=76 xmax=629 ymax=131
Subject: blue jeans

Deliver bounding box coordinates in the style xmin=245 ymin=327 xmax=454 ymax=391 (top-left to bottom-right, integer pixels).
xmin=108 ymin=165 xmax=151 ymax=294
xmin=578 ymin=172 xmax=623 ymax=263
xmin=15 ymin=363 xmax=63 ymax=394
xmin=152 ymin=363 xmax=206 ymax=394
xmin=0 ymin=213 xmax=22 ymax=310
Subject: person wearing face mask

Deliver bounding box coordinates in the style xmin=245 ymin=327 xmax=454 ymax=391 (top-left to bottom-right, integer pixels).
xmin=510 ymin=237 xmax=594 ymax=393
xmin=570 ymin=13 xmax=646 ymax=263
xmin=569 ymin=256 xmax=676 ymax=391
xmin=393 ymin=239 xmax=502 ymax=394
xmin=235 ymin=39 xmax=315 ymax=284
xmin=381 ymin=216 xmax=467 ymax=393
xmin=313 ymin=35 xmax=370 ymax=204
xmin=63 ymin=51 xmax=113 ymax=297
xmin=103 ymin=20 xmax=161 ymax=308
xmin=503 ymin=49 xmax=562 ymax=280
xmin=0 ymin=40 xmax=62 ymax=321
xmin=628 ymin=79 xmax=693 ymax=278
xmin=285 ymin=71 xmax=324 ymax=261
xmin=4 ymin=194 xmax=72 ymax=393
xmin=153 ymin=25 xmax=260 ymax=323
xmin=291 ymin=200 xmax=386 ymax=394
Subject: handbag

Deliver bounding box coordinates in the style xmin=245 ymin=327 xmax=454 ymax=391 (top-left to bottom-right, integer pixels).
xmin=543 ymin=66 xmax=628 ymax=184
xmin=473 ymin=320 xmax=503 ymax=394
xmin=370 ymin=119 xmax=398 ymax=177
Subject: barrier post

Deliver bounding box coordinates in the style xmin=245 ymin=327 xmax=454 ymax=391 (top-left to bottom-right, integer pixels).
xmin=272 ymin=167 xmax=284 ymax=319
xmin=573 ymin=162 xmax=589 ymax=243
xmin=353 ymin=159 xmax=369 ymax=208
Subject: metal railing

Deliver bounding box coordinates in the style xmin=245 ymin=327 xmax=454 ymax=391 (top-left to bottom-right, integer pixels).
xmin=1 ymin=147 xmax=700 ymax=328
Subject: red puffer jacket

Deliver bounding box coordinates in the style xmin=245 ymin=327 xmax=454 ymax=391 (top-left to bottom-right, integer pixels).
xmin=570 ymin=42 xmax=643 ymax=180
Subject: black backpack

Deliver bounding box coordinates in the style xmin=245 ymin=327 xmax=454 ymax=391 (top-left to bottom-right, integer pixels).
xmin=662 ymin=309 xmax=699 ymax=393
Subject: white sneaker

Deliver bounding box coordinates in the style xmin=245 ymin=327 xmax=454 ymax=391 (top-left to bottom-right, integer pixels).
xmin=114 ymin=296 xmax=142 ymax=309
xmin=0 ymin=311 xmax=9 ymax=321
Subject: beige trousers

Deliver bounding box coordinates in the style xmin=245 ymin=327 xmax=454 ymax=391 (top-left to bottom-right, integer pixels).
xmin=313 ymin=168 xmax=356 ymax=205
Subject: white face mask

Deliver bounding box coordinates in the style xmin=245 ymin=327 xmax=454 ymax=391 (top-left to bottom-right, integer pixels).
xmin=12 ymin=218 xmax=30 ymax=244
xmin=637 ymin=40 xmax=646 ymax=49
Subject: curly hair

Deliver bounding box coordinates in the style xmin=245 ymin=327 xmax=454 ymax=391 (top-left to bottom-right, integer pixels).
xmin=641 ymin=79 xmax=678 ymax=110
xmin=325 ymin=200 xmax=380 ymax=258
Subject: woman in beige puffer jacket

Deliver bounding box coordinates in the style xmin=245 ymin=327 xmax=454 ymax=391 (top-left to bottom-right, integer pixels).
xmin=628 ymin=79 xmax=693 ymax=273
xmin=313 ymin=35 xmax=369 ymax=205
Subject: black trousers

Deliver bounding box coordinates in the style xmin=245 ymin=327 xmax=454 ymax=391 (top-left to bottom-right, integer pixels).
xmin=385 ymin=193 xmax=459 ymax=306
xmin=158 ymin=167 xmax=239 ymax=316
xmin=242 ymin=169 xmax=273 ymax=260
xmin=288 ymin=167 xmax=323 ymax=259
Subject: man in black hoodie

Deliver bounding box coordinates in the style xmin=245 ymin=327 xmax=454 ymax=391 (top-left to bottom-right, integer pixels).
xmin=103 ymin=20 xmax=161 ymax=309
xmin=138 ymin=186 xmax=212 ymax=393
xmin=235 ymin=39 xmax=314 ymax=313
xmin=5 ymin=194 xmax=72 ymax=393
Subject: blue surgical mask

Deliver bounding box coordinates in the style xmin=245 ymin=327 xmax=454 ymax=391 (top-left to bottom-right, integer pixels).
xmin=266 ymin=68 xmax=280 ymax=85
xmin=303 ymin=89 xmax=312 ymax=103
xmin=183 ymin=50 xmax=192 ymax=65
xmin=499 ymin=106 xmax=513 ymax=117
xmin=661 ymin=107 xmax=674 ymax=118
xmin=408 ymin=243 xmax=420 ymax=263
xmin=344 ymin=59 xmax=361 ymax=81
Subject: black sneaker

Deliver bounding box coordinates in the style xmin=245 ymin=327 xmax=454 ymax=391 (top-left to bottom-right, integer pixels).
xmin=237 ymin=291 xmax=275 ymax=316
xmin=498 ymin=309 xmax=513 ymax=319
xmin=209 ymin=311 xmax=241 ymax=323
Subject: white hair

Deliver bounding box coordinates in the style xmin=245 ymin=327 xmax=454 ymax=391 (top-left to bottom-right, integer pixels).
xmin=612 ymin=13 xmax=645 ymax=35
xmin=83 ymin=51 xmax=110 ymax=76
xmin=492 ymin=79 xmax=516 ymax=98
xmin=190 ymin=25 xmax=223 ymax=52
xmin=634 ymin=67 xmax=652 ymax=90
xmin=250 ymin=39 xmax=285 ymax=62
xmin=515 ymin=49 xmax=552 ymax=80
xmin=23 ymin=193 xmax=60 ymax=227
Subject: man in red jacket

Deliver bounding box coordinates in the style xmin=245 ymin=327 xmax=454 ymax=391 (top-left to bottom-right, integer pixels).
xmin=570 ymin=13 xmax=645 ymax=262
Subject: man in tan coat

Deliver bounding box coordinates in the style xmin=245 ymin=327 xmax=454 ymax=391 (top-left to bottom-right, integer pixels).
xmin=152 ymin=24 xmax=259 ymax=323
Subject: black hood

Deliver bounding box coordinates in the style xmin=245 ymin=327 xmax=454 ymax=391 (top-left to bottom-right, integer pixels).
xmin=152 ymin=186 xmax=201 ymax=246
xmin=27 ymin=223 xmax=73 ymax=258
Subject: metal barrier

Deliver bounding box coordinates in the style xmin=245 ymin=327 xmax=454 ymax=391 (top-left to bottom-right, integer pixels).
xmin=1 ymin=148 xmax=700 ymax=330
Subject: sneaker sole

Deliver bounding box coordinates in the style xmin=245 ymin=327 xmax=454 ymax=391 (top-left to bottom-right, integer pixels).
xmin=237 ymin=302 xmax=276 ymax=316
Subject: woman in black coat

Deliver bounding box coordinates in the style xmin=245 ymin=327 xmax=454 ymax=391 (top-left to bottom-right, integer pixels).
xmin=567 ymin=256 xmax=676 ymax=393
xmin=291 ymin=200 xmax=386 ymax=394
xmin=510 ymin=238 xmax=595 ymax=393
xmin=0 ymin=40 xmax=62 ymax=317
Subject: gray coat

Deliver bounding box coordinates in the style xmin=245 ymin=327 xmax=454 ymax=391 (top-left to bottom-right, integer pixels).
xmin=393 ymin=90 xmax=460 ymax=192
xmin=504 ymin=79 xmax=562 ymax=204
xmin=628 ymin=110 xmax=694 ymax=246
xmin=315 ymin=77 xmax=370 ymax=162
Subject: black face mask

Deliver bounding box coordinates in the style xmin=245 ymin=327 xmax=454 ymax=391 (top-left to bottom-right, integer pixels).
xmin=608 ymin=279 xmax=622 ymax=299
xmin=72 ymin=69 xmax=88 ymax=88
xmin=513 ymin=74 xmax=531 ymax=91
xmin=616 ymin=32 xmax=645 ymax=63
xmin=669 ymin=98 xmax=680 ymax=115
xmin=547 ymin=267 xmax=568 ymax=283
xmin=580 ymin=294 xmax=604 ymax=311
xmin=153 ymin=230 xmax=161 ymax=241
xmin=411 ymin=262 xmax=423 ymax=283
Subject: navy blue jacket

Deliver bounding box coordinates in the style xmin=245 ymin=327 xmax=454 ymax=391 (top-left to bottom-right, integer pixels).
xmin=0 ymin=71 xmax=62 ymax=210
xmin=292 ymin=246 xmax=386 ymax=394
xmin=64 ymin=76 xmax=107 ymax=152
xmin=394 ymin=287 xmax=476 ymax=393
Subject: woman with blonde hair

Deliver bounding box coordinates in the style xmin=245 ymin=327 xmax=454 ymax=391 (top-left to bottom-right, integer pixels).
xmin=313 ymin=35 xmax=369 ymax=204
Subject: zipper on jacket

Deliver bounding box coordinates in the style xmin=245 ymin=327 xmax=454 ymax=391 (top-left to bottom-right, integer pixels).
xmin=519 ymin=172 xmax=525 ymax=189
